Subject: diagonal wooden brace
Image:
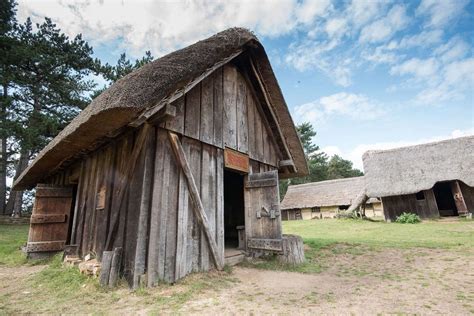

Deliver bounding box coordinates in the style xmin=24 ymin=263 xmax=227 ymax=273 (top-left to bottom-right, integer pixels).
xmin=167 ymin=131 xmax=224 ymax=271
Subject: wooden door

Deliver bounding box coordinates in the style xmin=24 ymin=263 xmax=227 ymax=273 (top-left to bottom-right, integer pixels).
xmin=26 ymin=184 xmax=74 ymax=257
xmin=244 ymin=170 xmax=282 ymax=252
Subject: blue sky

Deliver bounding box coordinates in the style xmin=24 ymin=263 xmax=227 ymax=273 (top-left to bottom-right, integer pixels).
xmin=18 ymin=0 xmax=474 ymax=169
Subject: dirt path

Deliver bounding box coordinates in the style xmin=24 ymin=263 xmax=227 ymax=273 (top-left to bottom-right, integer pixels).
xmin=181 ymin=247 xmax=474 ymax=315
xmin=1 ymin=247 xmax=473 ymax=315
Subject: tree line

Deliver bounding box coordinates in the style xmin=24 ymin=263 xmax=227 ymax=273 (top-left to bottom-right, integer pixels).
xmin=0 ymin=0 xmax=153 ymax=216
xmin=280 ymin=122 xmax=363 ymax=198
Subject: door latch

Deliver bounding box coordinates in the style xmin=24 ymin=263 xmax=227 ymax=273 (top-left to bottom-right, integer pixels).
xmin=256 ymin=205 xmax=280 ymax=219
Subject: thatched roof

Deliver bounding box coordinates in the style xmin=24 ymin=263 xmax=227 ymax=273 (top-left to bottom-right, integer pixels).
xmin=13 ymin=28 xmax=307 ymax=190
xmin=363 ymin=136 xmax=474 ymax=197
xmin=281 ymin=177 xmax=379 ymax=210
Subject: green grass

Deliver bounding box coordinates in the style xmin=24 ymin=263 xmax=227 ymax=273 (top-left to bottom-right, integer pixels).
xmin=2 ymin=251 xmax=238 ymax=314
xmin=0 ymin=223 xmax=238 ymax=313
xmin=283 ymin=218 xmax=474 ymax=249
xmin=242 ymin=219 xmax=474 ymax=273
xmin=0 ymin=224 xmax=29 ymax=266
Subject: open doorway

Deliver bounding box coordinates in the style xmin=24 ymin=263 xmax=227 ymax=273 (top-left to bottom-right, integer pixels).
xmin=433 ymin=182 xmax=458 ymax=217
xmin=224 ymin=169 xmax=245 ymax=254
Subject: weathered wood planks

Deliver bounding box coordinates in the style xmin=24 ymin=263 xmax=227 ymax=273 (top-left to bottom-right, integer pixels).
xmin=157 ymin=63 xmax=281 ymax=168
xmin=39 ymin=60 xmax=289 ymax=288
xmin=26 ymin=185 xmax=73 ymax=257
xmin=168 ymin=132 xmax=224 ymax=271
xmin=244 ymin=170 xmax=282 ymax=253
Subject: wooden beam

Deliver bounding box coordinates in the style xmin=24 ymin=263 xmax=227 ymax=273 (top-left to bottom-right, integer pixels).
xmin=248 ymin=58 xmax=295 ymax=173
xmin=451 ymin=180 xmax=469 ymax=216
xmin=167 ymin=131 xmax=224 ymax=271
xmin=278 ymin=159 xmax=294 ymax=168
xmin=129 ymin=103 xmax=177 ymax=127
xmin=105 ymin=123 xmax=151 ymax=251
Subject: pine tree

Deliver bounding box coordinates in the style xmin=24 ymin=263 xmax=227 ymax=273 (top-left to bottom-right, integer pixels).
xmin=0 ymin=0 xmax=19 ymax=214
xmin=5 ymin=14 xmax=102 ymax=216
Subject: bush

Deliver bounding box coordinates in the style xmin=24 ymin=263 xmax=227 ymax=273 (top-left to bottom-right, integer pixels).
xmin=396 ymin=212 xmax=421 ymax=224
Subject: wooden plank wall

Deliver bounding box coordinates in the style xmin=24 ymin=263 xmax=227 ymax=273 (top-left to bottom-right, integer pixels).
xmin=42 ymin=63 xmax=282 ymax=285
xmin=459 ymin=182 xmax=474 ymax=213
xmin=382 ymin=189 xmax=440 ymax=221
xmin=165 ymin=64 xmax=281 ymax=168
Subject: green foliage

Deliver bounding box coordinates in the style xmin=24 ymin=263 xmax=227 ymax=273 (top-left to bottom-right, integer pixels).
xmin=102 ymin=51 xmax=154 ymax=83
xmin=327 ymin=154 xmax=364 ymax=179
xmin=1 ymin=2 xmax=154 ymax=214
xmin=396 ymin=212 xmax=421 ymax=224
xmin=92 ymin=51 xmax=154 ymax=98
xmin=280 ymin=122 xmax=364 ymax=198
xmin=296 ymin=122 xmax=319 ymax=156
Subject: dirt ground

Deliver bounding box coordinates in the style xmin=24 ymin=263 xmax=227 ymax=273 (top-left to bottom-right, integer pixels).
xmin=2 ymin=245 xmax=473 ymax=315
xmin=180 ymin=247 xmax=474 ymax=315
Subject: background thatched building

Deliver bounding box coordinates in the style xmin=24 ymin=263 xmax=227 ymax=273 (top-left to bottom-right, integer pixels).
xmin=13 ymin=28 xmax=307 ymax=287
xmin=363 ymin=136 xmax=474 ymax=221
xmin=280 ymin=177 xmax=383 ymax=220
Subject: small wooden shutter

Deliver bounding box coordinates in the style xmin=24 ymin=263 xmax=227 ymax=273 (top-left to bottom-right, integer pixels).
xmin=27 ymin=185 xmax=73 ymax=255
xmin=244 ymin=170 xmax=282 ymax=252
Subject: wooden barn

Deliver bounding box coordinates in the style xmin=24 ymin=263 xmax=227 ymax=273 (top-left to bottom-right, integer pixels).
xmin=280 ymin=177 xmax=383 ymax=220
xmin=12 ymin=28 xmax=307 ymax=287
xmin=362 ymin=136 xmax=474 ymax=221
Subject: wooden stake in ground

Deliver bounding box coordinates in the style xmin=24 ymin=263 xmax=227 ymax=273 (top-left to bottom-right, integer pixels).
xmin=108 ymin=247 xmax=123 ymax=288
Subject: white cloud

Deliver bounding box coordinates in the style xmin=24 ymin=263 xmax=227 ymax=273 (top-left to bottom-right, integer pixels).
xmin=359 ymin=4 xmax=409 ymax=43
xmin=293 ymin=92 xmax=384 ymax=125
xmin=390 ymin=57 xmax=440 ymax=80
xmin=347 ymin=0 xmax=387 ymax=28
xmin=434 ymin=37 xmax=470 ymax=63
xmin=325 ymin=18 xmax=348 ymax=38
xmin=295 ymin=0 xmax=332 ymax=24
xmin=415 ymin=57 xmax=474 ymax=104
xmin=17 ymin=0 xmax=332 ymax=57
xmin=336 ymin=128 xmax=474 ymax=170
xmin=321 ymin=145 xmax=342 ymax=157
xmin=396 ymin=29 xmax=444 ymax=49
xmin=285 ymin=39 xmax=353 ymax=86
xmin=362 ymin=46 xmax=401 ymax=65
xmin=417 ymin=0 xmax=470 ymax=28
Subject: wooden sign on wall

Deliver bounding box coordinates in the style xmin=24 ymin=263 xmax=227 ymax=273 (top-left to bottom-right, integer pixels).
xmin=224 ymin=148 xmax=249 ymax=173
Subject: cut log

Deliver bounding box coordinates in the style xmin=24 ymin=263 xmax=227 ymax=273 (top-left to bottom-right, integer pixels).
xmin=108 ymin=247 xmax=123 ymax=288
xmin=278 ymin=234 xmax=305 ymax=265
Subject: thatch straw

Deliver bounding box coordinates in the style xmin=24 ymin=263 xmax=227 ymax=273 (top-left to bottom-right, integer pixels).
xmin=281 ymin=176 xmax=376 ymax=210
xmin=363 ymin=136 xmax=474 ymax=197
xmin=14 ymin=28 xmax=307 ymax=190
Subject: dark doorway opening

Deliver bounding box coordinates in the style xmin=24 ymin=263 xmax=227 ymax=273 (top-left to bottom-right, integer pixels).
xmin=224 ymin=170 xmax=245 ymax=250
xmin=433 ymin=182 xmax=458 ymax=217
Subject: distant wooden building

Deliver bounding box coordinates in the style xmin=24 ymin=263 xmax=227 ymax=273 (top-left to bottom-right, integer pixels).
xmin=280 ymin=177 xmax=383 ymax=220
xmin=13 ymin=28 xmax=307 ymax=287
xmin=362 ymin=136 xmax=474 ymax=221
